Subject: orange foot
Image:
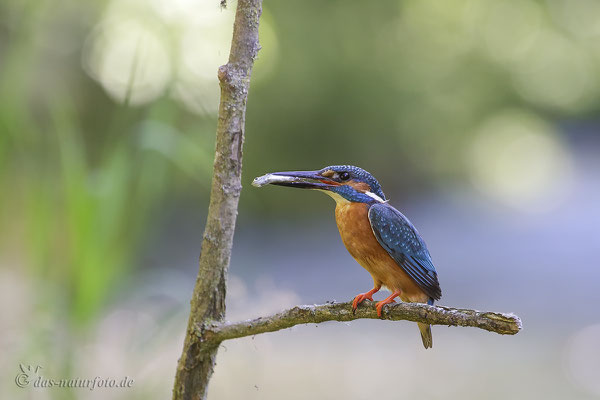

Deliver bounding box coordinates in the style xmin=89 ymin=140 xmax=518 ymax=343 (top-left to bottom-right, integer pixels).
xmin=352 ymin=286 xmax=381 ymax=312
xmin=375 ymin=291 xmax=402 ymax=317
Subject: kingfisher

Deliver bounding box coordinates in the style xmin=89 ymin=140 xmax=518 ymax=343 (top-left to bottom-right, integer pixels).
xmin=252 ymin=165 xmax=442 ymax=349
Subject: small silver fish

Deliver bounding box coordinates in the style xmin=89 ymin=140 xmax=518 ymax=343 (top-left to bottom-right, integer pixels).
xmin=252 ymin=173 xmax=297 ymax=187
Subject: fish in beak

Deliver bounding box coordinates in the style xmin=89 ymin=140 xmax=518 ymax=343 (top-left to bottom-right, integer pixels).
xmin=252 ymin=170 xmax=339 ymax=190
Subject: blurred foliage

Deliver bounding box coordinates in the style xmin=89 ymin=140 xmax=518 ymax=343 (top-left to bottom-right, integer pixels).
xmin=1 ymin=2 xmax=599 ymax=395
xmin=245 ymin=0 xmax=600 ymax=196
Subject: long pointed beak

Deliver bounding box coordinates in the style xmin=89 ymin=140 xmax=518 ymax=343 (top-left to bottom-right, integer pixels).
xmin=252 ymin=170 xmax=338 ymax=190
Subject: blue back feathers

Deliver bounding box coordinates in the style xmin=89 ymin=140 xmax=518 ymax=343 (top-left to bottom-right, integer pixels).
xmin=368 ymin=203 xmax=442 ymax=300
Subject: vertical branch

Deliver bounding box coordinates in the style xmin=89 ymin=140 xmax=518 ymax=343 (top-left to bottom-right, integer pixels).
xmin=172 ymin=1 xmax=263 ymax=399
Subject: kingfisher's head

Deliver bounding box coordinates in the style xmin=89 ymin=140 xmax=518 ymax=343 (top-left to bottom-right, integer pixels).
xmin=252 ymin=165 xmax=386 ymax=204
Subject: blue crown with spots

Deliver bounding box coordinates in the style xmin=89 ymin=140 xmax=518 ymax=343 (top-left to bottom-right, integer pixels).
xmin=320 ymin=165 xmax=386 ymax=201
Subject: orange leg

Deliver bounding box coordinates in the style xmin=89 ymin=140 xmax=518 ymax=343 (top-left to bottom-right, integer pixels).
xmin=375 ymin=291 xmax=402 ymax=317
xmin=352 ymin=286 xmax=381 ymax=312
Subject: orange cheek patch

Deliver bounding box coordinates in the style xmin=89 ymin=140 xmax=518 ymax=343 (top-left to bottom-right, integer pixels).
xmin=348 ymin=180 xmax=370 ymax=192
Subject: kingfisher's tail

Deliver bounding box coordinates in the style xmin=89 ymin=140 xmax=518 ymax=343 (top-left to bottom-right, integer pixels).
xmin=418 ymin=297 xmax=435 ymax=349
xmin=418 ymin=323 xmax=433 ymax=349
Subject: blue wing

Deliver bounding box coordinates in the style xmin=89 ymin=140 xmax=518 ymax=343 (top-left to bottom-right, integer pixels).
xmin=368 ymin=203 xmax=442 ymax=300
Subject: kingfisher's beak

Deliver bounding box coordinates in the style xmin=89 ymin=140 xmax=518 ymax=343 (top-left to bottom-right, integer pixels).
xmin=252 ymin=170 xmax=339 ymax=190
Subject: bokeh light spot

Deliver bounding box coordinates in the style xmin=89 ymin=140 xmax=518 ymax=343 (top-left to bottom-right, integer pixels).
xmin=84 ymin=0 xmax=277 ymax=113
xmin=84 ymin=18 xmax=171 ymax=105
xmin=467 ymin=110 xmax=572 ymax=212
xmin=510 ymin=30 xmax=596 ymax=111
xmin=170 ymin=4 xmax=235 ymax=115
xmin=172 ymin=6 xmax=278 ymax=115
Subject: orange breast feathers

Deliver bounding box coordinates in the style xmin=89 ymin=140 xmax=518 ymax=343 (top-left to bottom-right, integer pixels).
xmin=334 ymin=202 xmax=428 ymax=303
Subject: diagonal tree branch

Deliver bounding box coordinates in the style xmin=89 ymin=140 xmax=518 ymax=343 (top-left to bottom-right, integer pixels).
xmin=196 ymin=301 xmax=522 ymax=345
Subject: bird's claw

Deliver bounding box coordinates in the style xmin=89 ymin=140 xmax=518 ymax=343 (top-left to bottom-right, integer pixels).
xmin=352 ymin=292 xmax=374 ymax=313
xmin=375 ymin=299 xmax=396 ymax=317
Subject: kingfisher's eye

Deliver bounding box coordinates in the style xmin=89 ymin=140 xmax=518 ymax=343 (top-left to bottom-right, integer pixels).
xmin=339 ymin=172 xmax=350 ymax=181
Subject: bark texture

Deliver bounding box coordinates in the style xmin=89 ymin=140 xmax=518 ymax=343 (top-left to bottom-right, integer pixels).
xmin=172 ymin=1 xmax=262 ymax=399
xmin=197 ymin=301 xmax=522 ymax=345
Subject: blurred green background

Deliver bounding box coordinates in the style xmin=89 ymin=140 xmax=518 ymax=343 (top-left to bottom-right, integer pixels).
xmin=2 ymin=0 xmax=600 ymax=399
